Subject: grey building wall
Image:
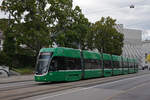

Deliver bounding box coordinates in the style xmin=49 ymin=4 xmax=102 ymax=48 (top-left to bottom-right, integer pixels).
xmin=115 ymin=24 xmax=143 ymax=65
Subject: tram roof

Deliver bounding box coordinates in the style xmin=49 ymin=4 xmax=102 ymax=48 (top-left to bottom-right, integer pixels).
xmin=111 ymin=55 xmax=121 ymax=61
xmin=102 ymin=53 xmax=111 ymax=60
xmin=122 ymin=57 xmax=128 ymax=62
xmin=128 ymin=58 xmax=135 ymax=62
xmin=40 ymin=47 xmax=81 ymax=58
xmin=82 ymin=50 xmax=101 ymax=60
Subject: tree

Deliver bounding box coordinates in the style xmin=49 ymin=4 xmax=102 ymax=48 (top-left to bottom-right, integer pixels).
xmin=1 ymin=0 xmax=53 ymax=68
xmin=1 ymin=0 xmax=52 ymax=56
xmin=90 ymin=16 xmax=124 ymax=55
xmin=70 ymin=6 xmax=91 ymax=50
xmin=0 ymin=0 xmax=91 ymax=68
xmin=0 ymin=0 xmax=124 ymax=69
xmin=0 ymin=19 xmax=14 ymax=67
xmin=0 ymin=19 xmax=9 ymax=31
xmin=51 ymin=3 xmax=91 ymax=49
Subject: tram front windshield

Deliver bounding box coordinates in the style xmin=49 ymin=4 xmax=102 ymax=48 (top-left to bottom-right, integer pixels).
xmin=36 ymin=52 xmax=52 ymax=75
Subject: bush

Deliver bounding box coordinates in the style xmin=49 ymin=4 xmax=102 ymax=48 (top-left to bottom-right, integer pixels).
xmin=12 ymin=67 xmax=34 ymax=75
xmin=0 ymin=51 xmax=11 ymax=66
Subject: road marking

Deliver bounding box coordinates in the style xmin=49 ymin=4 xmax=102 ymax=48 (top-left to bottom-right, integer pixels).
xmin=37 ymin=74 xmax=150 ymax=100
xmin=36 ymin=88 xmax=90 ymax=100
xmin=93 ymin=74 xmax=150 ymax=87
xmin=104 ymin=80 xmax=150 ymax=100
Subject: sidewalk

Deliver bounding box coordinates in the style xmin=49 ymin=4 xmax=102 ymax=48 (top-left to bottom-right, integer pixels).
xmin=0 ymin=74 xmax=34 ymax=84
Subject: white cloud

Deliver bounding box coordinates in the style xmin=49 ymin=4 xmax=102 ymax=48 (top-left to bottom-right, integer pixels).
xmin=73 ymin=0 xmax=150 ymax=40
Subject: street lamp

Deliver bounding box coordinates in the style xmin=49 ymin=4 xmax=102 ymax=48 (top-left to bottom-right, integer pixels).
xmin=130 ymin=4 xmax=135 ymax=8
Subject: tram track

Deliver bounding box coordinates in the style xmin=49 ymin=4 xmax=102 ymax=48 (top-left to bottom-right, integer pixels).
xmin=0 ymin=80 xmax=36 ymax=91
xmin=0 ymin=72 xmax=149 ymax=100
xmin=0 ymin=70 xmax=147 ymax=91
xmin=0 ymin=79 xmax=33 ymax=84
xmin=0 ymin=83 xmax=36 ymax=92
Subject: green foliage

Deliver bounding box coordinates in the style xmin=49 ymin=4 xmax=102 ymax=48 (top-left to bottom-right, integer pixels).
xmin=72 ymin=6 xmax=91 ymax=50
xmin=1 ymin=27 xmax=16 ymax=68
xmin=1 ymin=0 xmax=52 ymax=56
xmin=0 ymin=26 xmax=35 ymax=68
xmin=90 ymin=16 xmax=124 ymax=55
xmin=0 ymin=19 xmax=9 ymax=31
xmin=0 ymin=51 xmax=9 ymax=66
xmin=0 ymin=0 xmax=124 ymax=70
xmin=51 ymin=3 xmax=91 ymax=49
xmin=0 ymin=0 xmax=54 ymax=68
xmin=12 ymin=67 xmax=34 ymax=75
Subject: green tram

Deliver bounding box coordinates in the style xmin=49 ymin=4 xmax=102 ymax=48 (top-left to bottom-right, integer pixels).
xmin=34 ymin=47 xmax=138 ymax=82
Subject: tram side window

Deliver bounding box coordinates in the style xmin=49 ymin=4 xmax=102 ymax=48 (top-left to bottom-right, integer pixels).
xmin=133 ymin=63 xmax=136 ymax=68
xmin=64 ymin=57 xmax=81 ymax=70
xmin=123 ymin=62 xmax=128 ymax=68
xmin=91 ymin=59 xmax=100 ymax=69
xmin=103 ymin=60 xmax=111 ymax=69
xmin=136 ymin=64 xmax=138 ymax=68
xmin=84 ymin=59 xmax=91 ymax=69
xmin=129 ymin=62 xmax=134 ymax=68
xmin=129 ymin=62 xmax=132 ymax=68
xmin=128 ymin=62 xmax=130 ymax=68
xmin=50 ymin=57 xmax=64 ymax=71
xmin=65 ymin=58 xmax=75 ymax=70
xmin=100 ymin=60 xmax=102 ymax=67
xmin=132 ymin=62 xmax=135 ymax=68
xmin=75 ymin=58 xmax=82 ymax=69
xmin=113 ymin=61 xmax=120 ymax=68
xmin=50 ymin=56 xmax=81 ymax=71
xmin=84 ymin=59 xmax=100 ymax=69
xmin=119 ymin=61 xmax=123 ymax=68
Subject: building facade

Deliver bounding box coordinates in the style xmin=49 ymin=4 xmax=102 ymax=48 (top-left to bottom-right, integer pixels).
xmin=115 ymin=24 xmax=143 ymax=66
xmin=141 ymin=40 xmax=150 ymax=68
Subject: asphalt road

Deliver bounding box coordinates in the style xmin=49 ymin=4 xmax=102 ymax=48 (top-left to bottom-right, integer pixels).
xmin=26 ymin=73 xmax=150 ymax=100
xmin=0 ymin=81 xmax=35 ymax=90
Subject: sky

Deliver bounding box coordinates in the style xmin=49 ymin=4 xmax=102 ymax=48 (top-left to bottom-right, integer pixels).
xmin=73 ymin=0 xmax=150 ymax=40
xmin=0 ymin=0 xmax=150 ymax=40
